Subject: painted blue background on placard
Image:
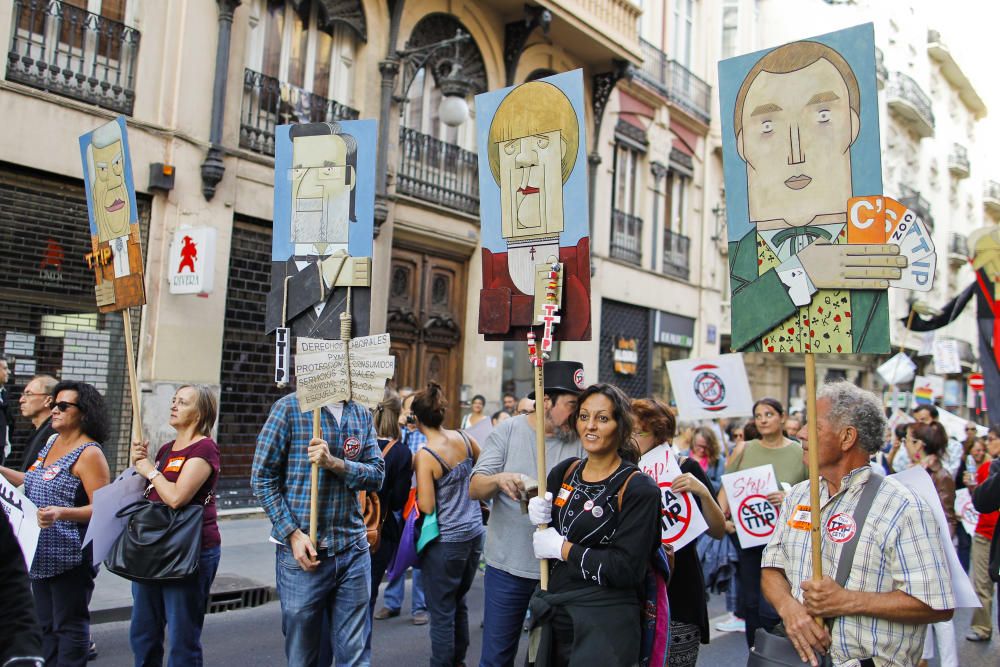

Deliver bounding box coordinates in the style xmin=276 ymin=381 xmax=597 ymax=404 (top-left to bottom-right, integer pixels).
xmin=718 ymin=23 xmax=883 ymax=242
xmin=271 ymin=119 xmax=376 ymax=261
xmin=475 ymin=69 xmax=590 ymax=253
xmin=78 ymin=116 xmax=138 ymax=237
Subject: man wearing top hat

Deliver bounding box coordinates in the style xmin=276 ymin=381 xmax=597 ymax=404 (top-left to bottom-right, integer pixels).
xmin=470 ymin=360 xmax=585 ymax=667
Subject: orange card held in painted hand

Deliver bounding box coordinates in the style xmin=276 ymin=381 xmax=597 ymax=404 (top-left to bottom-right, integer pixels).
xmin=847 ymin=196 xmax=887 ymax=243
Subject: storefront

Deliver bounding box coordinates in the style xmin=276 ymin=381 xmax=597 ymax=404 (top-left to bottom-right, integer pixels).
xmin=599 ymin=299 xmax=651 ymax=397
xmin=651 ymin=310 xmax=695 ymax=405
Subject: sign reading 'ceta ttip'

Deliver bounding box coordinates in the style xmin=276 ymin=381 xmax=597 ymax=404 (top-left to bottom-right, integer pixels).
xmin=666 ymin=354 xmax=753 ymax=420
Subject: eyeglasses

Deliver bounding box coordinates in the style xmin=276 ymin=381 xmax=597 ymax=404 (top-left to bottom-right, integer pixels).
xmin=52 ymin=401 xmax=79 ymax=412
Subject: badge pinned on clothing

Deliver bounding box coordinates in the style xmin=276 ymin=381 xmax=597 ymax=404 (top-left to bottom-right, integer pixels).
xmin=591 ymin=505 xmax=604 ymax=518
xmin=42 ymin=466 xmax=61 ymax=481
xmin=787 ymin=504 xmax=812 ymax=531
xmin=165 ymin=457 xmax=186 ymax=473
xmin=826 ymin=512 xmax=857 ymax=543
xmin=583 ymin=499 xmax=594 ymax=512
xmin=29 ymin=457 xmax=43 ymax=472
xmin=554 ymin=484 xmax=573 ymax=508
xmin=343 ymin=436 xmax=362 ymax=460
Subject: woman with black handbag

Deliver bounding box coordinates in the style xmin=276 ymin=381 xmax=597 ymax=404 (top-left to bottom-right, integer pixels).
xmin=9 ymin=380 xmax=111 ymax=667
xmin=128 ymin=384 xmax=221 ymax=667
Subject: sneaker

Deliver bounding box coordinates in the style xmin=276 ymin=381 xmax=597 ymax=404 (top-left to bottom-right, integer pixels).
xmin=412 ymin=610 xmax=429 ymax=625
xmin=374 ymin=607 xmax=400 ymax=620
xmin=965 ymin=630 xmax=991 ymax=642
xmin=88 ymin=638 xmax=98 ymax=661
xmin=715 ymin=614 xmax=746 ymax=633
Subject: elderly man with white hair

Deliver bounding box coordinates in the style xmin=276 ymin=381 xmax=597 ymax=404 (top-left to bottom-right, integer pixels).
xmin=761 ymin=381 xmax=955 ymax=667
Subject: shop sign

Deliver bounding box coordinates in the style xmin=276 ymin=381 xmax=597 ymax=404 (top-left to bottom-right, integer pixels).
xmin=168 ymin=227 xmax=216 ymax=295
xmin=654 ymin=311 xmax=695 ymax=349
xmin=613 ymin=337 xmax=638 ymax=375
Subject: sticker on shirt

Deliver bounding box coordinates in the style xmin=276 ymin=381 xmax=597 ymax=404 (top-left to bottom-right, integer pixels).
xmin=787 ymin=504 xmax=812 ymax=531
xmin=28 ymin=457 xmax=44 ymax=472
xmin=164 ymin=457 xmax=186 ymax=473
xmin=826 ymin=512 xmax=857 ymax=543
xmin=554 ymin=484 xmax=573 ymax=507
xmin=42 ymin=465 xmax=62 ymax=481
xmin=343 ymin=436 xmax=362 ymax=460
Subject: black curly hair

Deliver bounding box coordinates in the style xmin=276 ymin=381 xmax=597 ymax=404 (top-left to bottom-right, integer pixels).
xmin=52 ymin=380 xmax=110 ymax=444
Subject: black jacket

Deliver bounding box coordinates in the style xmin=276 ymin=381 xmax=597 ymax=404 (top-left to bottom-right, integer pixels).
xmin=972 ymin=459 xmax=1000 ymax=583
xmin=0 ymin=515 xmax=43 ymax=665
xmin=19 ymin=418 xmax=56 ymax=472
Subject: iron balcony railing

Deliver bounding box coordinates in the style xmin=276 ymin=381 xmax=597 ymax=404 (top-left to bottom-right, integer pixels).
xmin=662 ymin=228 xmax=691 ymax=280
xmin=7 ymin=0 xmax=140 ymax=114
xmin=949 ymin=143 xmax=970 ymax=176
xmin=637 ymin=39 xmax=711 ymax=124
xmin=986 ymin=181 xmax=1000 ymax=203
xmin=397 ymin=127 xmax=479 ymax=215
xmin=239 ymin=68 xmax=360 ymax=157
xmin=610 ymin=209 xmax=643 ymax=265
xmin=898 ymin=184 xmax=934 ymax=231
xmin=888 ymin=71 xmax=935 ymax=133
xmin=948 ymin=232 xmax=969 ymax=257
xmin=875 ymin=47 xmax=888 ymax=85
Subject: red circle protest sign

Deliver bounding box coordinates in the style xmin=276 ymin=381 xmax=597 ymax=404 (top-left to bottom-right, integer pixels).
xmin=737 ymin=494 xmax=777 ymax=538
xmin=658 ymin=481 xmax=693 ymax=544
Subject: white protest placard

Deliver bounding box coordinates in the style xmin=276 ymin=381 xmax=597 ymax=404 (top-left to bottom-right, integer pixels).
xmin=936 ymin=406 xmax=986 ymax=441
xmin=955 ymin=488 xmax=979 ymax=537
xmin=638 ymin=445 xmax=709 ymax=550
xmin=886 ymin=409 xmax=914 ymax=434
xmin=721 ymin=464 xmax=779 ymax=549
xmin=932 ymin=338 xmax=962 ymax=375
xmin=295 ymin=334 xmax=395 ymax=411
xmin=0 ymin=475 xmax=40 ymax=569
xmin=666 ymin=354 xmax=753 ymax=420
xmin=83 ymin=467 xmax=146 ymax=565
xmin=890 ymin=466 xmax=979 ymax=607
xmin=876 ymin=352 xmax=916 ymax=386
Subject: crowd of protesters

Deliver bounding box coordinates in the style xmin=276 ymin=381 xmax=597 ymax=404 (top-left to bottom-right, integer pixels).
xmin=1 ymin=362 xmax=998 ymax=667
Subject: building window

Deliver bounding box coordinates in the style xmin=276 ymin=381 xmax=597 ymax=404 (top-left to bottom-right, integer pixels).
xmin=611 ymin=142 xmax=644 ymax=265
xmin=665 ymin=170 xmax=688 ymax=235
xmin=721 ymin=0 xmax=739 ymax=59
xmin=248 ymin=0 xmax=356 ymax=105
xmin=404 ymin=67 xmax=466 ymax=148
xmin=672 ymin=0 xmax=696 ymax=68
xmin=614 ymin=142 xmax=642 ymax=216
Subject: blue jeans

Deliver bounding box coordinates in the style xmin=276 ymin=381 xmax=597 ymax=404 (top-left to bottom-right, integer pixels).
xmin=479 ymin=566 xmax=538 ymax=667
xmin=130 ymin=546 xmax=221 ymax=667
xmin=383 ymin=566 xmax=426 ymax=613
xmin=32 ymin=562 xmax=97 ymax=667
xmin=421 ymin=536 xmax=482 ymax=667
xmin=276 ymin=539 xmax=371 ymax=667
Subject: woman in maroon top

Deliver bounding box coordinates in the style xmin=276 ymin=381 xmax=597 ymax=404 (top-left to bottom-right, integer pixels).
xmin=128 ymin=385 xmax=221 ymax=667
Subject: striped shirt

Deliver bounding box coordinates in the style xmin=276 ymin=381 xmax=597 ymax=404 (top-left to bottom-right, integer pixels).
xmin=762 ymin=466 xmax=954 ymax=667
xmin=251 ymin=395 xmax=384 ymax=555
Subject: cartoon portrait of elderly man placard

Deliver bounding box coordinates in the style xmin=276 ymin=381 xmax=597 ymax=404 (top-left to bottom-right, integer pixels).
xmin=476 ymin=69 xmax=592 ymax=341
xmin=720 ymin=24 xmax=904 ymax=354
xmin=78 ymin=116 xmax=145 ymax=312
xmin=265 ymin=120 xmax=375 ymax=341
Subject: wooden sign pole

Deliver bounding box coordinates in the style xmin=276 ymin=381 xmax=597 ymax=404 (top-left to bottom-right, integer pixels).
xmin=121 ymin=310 xmax=142 ymax=445
xmin=804 ymin=354 xmax=823 ymax=617
xmin=533 ymin=359 xmax=549 ymax=590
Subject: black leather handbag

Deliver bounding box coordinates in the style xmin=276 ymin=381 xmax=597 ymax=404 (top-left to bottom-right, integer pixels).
xmin=104 ymin=499 xmax=203 ymax=583
xmin=747 ymin=473 xmax=884 ymax=667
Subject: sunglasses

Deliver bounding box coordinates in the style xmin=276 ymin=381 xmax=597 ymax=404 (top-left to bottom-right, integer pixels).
xmin=52 ymin=401 xmax=79 ymax=412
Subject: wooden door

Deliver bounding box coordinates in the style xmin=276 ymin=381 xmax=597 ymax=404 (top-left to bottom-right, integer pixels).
xmin=387 ymin=246 xmax=466 ymax=427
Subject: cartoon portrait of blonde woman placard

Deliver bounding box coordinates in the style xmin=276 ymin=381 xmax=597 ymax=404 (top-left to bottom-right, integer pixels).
xmin=265 ymin=120 xmax=375 ymax=340
xmin=476 ymin=69 xmax=592 ymax=341
xmin=720 ymin=24 xmax=901 ymax=354
xmin=78 ymin=116 xmax=145 ymax=312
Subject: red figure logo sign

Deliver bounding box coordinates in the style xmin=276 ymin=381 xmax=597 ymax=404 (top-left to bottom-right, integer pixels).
xmin=658 ymin=481 xmax=693 ymax=544
xmin=738 ymin=494 xmax=777 ymax=538
xmin=178 ymin=235 xmax=197 ymax=273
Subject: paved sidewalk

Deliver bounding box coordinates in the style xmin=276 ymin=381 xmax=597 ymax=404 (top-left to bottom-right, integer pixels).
xmin=92 ymin=514 xmax=277 ymax=622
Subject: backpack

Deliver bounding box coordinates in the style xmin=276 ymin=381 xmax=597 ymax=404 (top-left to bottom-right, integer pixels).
xmin=359 ymin=438 xmax=398 ymax=553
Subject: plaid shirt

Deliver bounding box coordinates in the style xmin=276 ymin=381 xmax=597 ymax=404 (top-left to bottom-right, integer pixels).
xmin=251 ymin=395 xmax=384 ymax=555
xmin=762 ymin=466 xmax=954 ymax=667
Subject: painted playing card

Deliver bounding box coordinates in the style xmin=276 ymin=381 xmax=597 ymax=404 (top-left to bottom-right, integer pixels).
xmin=890 ymin=250 xmax=936 ymax=291
xmin=889 ymin=214 xmax=935 ymax=260
xmin=847 ymin=195 xmax=887 ymax=243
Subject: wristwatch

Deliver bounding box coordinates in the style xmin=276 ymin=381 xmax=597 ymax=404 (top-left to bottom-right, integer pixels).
xmin=146 ymin=470 xmax=161 ymax=482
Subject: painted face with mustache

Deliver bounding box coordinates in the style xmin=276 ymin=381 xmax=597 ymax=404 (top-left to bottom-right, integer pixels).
xmin=497 ymin=129 xmax=565 ymax=238
xmin=91 ymin=139 xmax=131 ymax=242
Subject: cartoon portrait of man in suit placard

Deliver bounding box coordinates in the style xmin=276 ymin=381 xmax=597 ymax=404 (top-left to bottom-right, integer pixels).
xmin=720 ymin=24 xmax=902 ymax=354
xmin=476 ymin=70 xmax=592 ymax=341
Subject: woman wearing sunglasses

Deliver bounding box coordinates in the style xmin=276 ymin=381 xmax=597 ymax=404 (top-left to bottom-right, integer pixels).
xmin=128 ymin=384 xmax=221 ymax=667
xmin=10 ymin=380 xmax=111 ymax=667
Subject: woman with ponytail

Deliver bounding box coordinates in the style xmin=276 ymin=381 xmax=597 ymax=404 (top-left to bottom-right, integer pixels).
xmin=411 ymin=383 xmax=485 ymax=667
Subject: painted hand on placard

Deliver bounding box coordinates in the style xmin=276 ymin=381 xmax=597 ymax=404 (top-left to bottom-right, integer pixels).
xmin=799 ymin=242 xmax=907 ymax=289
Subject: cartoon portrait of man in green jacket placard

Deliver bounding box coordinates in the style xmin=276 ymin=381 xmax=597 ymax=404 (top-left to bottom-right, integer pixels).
xmin=719 ymin=24 xmax=902 ymax=354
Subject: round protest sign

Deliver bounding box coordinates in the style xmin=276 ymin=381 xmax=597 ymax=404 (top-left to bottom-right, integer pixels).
xmin=343 ymin=436 xmax=362 ymax=460
xmin=960 ymin=498 xmax=979 ymax=528
xmin=825 ymin=512 xmax=857 ymax=543
xmin=658 ymin=481 xmax=693 ymax=544
xmin=692 ymin=364 xmax=726 ymax=411
xmin=737 ymin=494 xmax=777 ymax=538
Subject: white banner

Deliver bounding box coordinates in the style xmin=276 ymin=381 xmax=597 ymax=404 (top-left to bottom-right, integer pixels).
xmin=876 ymin=352 xmax=916 ymax=386
xmin=721 ymin=464 xmax=779 ymax=549
xmin=638 ymin=446 xmax=708 ymax=550
xmin=936 ymin=407 xmax=987 ymax=442
xmin=955 ymin=487 xmax=979 ymax=538
xmin=295 ymin=334 xmax=395 ymax=410
xmin=83 ymin=467 xmax=146 ymax=565
xmin=666 ymin=354 xmax=753 ymax=420
xmin=0 ymin=475 xmax=40 ymax=569
xmin=891 ymin=467 xmax=979 ymax=607
xmin=932 ymin=339 xmax=962 ymax=375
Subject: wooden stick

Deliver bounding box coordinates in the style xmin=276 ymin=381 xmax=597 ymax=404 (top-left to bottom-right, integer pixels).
xmin=890 ymin=309 xmax=916 ymax=411
xmin=534 ymin=361 xmax=549 ymax=590
xmin=310 ymin=409 xmax=320 ymax=546
xmin=805 ymin=353 xmax=822 ymax=597
xmin=121 ymin=310 xmax=142 ymax=445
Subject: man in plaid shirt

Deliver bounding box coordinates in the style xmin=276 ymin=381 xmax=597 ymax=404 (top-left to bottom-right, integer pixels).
xmin=252 ymin=394 xmax=384 ymax=666
xmin=762 ymin=382 xmax=954 ymax=667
